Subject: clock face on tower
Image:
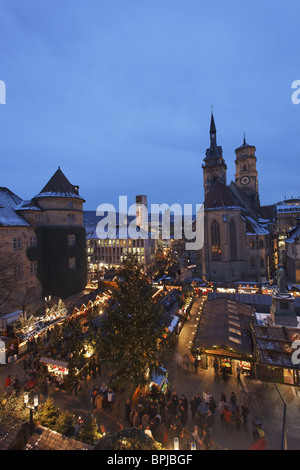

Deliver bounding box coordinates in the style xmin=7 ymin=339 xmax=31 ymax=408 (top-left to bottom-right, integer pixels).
xmin=241 ymin=175 xmax=250 ymax=185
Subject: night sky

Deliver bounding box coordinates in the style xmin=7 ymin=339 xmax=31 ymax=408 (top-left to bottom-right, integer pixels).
xmin=0 ymin=1 xmax=300 ymax=210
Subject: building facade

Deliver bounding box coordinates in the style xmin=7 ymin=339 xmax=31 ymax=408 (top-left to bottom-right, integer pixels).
xmin=200 ymin=114 xmax=276 ymax=283
xmin=0 ymin=168 xmax=87 ymax=316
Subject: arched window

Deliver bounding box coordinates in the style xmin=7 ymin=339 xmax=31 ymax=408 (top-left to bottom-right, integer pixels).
xmin=229 ymin=218 xmax=237 ymax=260
xmin=250 ymin=256 xmax=256 ymax=268
xmin=211 ymin=220 xmax=221 ymax=260
xmin=249 ymin=239 xmax=255 ymax=249
xmin=243 ymin=163 xmax=248 ymax=172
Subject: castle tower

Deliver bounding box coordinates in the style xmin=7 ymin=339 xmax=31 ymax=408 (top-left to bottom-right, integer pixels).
xmin=202 ymin=113 xmax=227 ymax=200
xmin=27 ymin=167 xmax=87 ymax=298
xmin=234 ymin=135 xmax=260 ymax=206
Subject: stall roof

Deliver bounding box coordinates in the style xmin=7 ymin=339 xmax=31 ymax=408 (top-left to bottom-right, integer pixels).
xmin=39 ymin=357 xmax=69 ymax=368
xmin=253 ymin=324 xmax=300 ymax=369
xmin=24 ymin=426 xmax=94 ymax=450
xmin=194 ymin=297 xmax=255 ymax=356
xmin=207 ymin=292 xmax=300 ymax=314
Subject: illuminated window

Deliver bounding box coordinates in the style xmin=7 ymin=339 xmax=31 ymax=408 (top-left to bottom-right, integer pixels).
xmin=211 ymin=220 xmax=221 ymax=260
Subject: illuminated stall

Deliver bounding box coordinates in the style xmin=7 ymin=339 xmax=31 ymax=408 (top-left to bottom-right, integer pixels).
xmin=192 ymin=297 xmax=256 ymax=376
xmin=39 ymin=357 xmax=69 ymax=378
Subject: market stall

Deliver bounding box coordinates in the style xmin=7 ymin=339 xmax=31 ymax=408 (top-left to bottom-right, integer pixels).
xmin=39 ymin=357 xmax=69 ymax=378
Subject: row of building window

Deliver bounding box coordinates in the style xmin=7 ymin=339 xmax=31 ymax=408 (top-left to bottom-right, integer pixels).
xmin=13 ymin=258 xmax=75 ymax=276
xmin=13 ymin=235 xmax=75 ymax=250
xmin=90 ymin=238 xmax=145 ymax=247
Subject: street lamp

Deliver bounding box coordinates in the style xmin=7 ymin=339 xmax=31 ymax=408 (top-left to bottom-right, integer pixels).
xmin=24 ymin=393 xmax=39 ymax=436
xmin=174 ymin=437 xmax=179 ymax=450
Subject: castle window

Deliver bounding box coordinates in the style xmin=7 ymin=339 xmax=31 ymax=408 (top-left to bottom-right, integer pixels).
xmin=259 ymin=239 xmax=264 ymax=249
xmin=13 ymin=237 xmax=22 ymax=250
xmin=68 ymin=234 xmax=76 ymax=246
xmin=260 ymin=257 xmax=265 ymax=268
xmin=250 ymin=256 xmax=256 ymax=268
xmin=69 ymin=257 xmax=76 ymax=269
xmin=29 ymin=236 xmax=37 ymax=247
xmin=67 ymin=214 xmax=75 ymax=223
xmin=229 ymin=218 xmax=237 ymax=260
xmin=243 ymin=163 xmax=248 ymax=172
xmin=30 ymin=261 xmax=37 ymax=275
xmin=249 ymin=239 xmax=255 ymax=249
xmin=211 ymin=220 xmax=221 ymax=260
xmin=13 ymin=265 xmax=22 ymax=277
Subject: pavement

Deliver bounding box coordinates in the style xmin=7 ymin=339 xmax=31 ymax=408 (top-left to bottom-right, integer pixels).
xmin=1 ymin=294 xmax=300 ymax=450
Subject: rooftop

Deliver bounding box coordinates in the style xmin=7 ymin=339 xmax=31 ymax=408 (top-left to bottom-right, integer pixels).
xmin=35 ymin=168 xmax=84 ymax=201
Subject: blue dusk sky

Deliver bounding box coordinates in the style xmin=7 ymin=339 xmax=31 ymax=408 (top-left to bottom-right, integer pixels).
xmin=0 ymin=0 xmax=300 ymax=210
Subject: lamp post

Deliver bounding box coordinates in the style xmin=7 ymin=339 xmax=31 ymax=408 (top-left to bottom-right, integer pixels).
xmin=174 ymin=437 xmax=179 ymax=450
xmin=24 ymin=393 xmax=38 ymax=436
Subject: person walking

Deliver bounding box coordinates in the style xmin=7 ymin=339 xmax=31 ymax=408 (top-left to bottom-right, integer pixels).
xmin=190 ymin=395 xmax=197 ymax=421
xmin=94 ymin=392 xmax=103 ymax=412
xmin=193 ymin=357 xmax=199 ymax=374
xmin=221 ymin=405 xmax=232 ymax=430
xmin=5 ymin=375 xmax=11 ymax=389
xmin=241 ymin=403 xmax=249 ymax=426
xmin=125 ymin=399 xmax=132 ymax=423
xmin=229 ymin=392 xmax=237 ymax=411
xmin=107 ymin=388 xmax=115 ymax=410
xmin=236 ymin=363 xmax=241 ymax=383
xmin=209 ymin=396 xmax=217 ymax=414
xmin=12 ymin=375 xmax=20 ymax=392
xmin=203 ymin=390 xmax=211 ymax=407
xmin=73 ymin=378 xmax=79 ymax=396
xmin=205 ymin=409 xmax=215 ymax=438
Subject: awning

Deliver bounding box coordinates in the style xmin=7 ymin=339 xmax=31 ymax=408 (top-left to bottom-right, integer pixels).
xmin=150 ymin=367 xmax=168 ymax=387
xmin=167 ymin=315 xmax=180 ymax=333
xmin=39 ymin=357 xmax=69 ymax=368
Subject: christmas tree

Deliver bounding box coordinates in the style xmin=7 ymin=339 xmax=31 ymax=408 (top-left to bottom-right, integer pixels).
xmin=95 ymin=254 xmax=164 ymax=388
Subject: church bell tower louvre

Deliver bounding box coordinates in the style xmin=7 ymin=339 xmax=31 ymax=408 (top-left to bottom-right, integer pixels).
xmin=234 ymin=134 xmax=260 ymax=207
xmin=202 ymin=112 xmax=227 ymax=201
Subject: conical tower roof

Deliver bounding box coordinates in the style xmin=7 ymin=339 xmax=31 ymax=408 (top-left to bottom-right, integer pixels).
xmin=35 ymin=167 xmax=84 ymax=200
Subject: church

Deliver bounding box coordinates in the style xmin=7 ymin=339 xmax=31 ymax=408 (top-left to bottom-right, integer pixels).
xmin=198 ymin=113 xmax=276 ymax=283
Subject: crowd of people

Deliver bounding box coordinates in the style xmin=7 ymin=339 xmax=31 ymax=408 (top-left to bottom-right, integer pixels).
xmin=123 ymin=385 xmax=251 ymax=450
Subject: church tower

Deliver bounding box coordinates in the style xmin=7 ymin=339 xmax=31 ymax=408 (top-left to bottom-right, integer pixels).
xmin=234 ymin=135 xmax=260 ymax=206
xmin=202 ymin=113 xmax=227 ymax=200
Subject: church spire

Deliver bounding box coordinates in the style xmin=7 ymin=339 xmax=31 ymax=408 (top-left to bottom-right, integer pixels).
xmin=210 ymin=111 xmax=217 ymax=141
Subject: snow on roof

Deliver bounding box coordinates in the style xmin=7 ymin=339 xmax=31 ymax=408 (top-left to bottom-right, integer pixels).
xmin=0 ymin=188 xmax=29 ymax=227
xmin=244 ymin=215 xmax=269 ymax=236
xmin=35 ymin=168 xmax=84 ymax=201
xmin=15 ymin=199 xmax=41 ymax=211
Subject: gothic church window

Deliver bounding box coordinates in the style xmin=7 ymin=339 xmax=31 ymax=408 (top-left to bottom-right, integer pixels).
xmin=229 ymin=218 xmax=237 ymax=260
xmin=211 ymin=220 xmax=221 ymax=259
